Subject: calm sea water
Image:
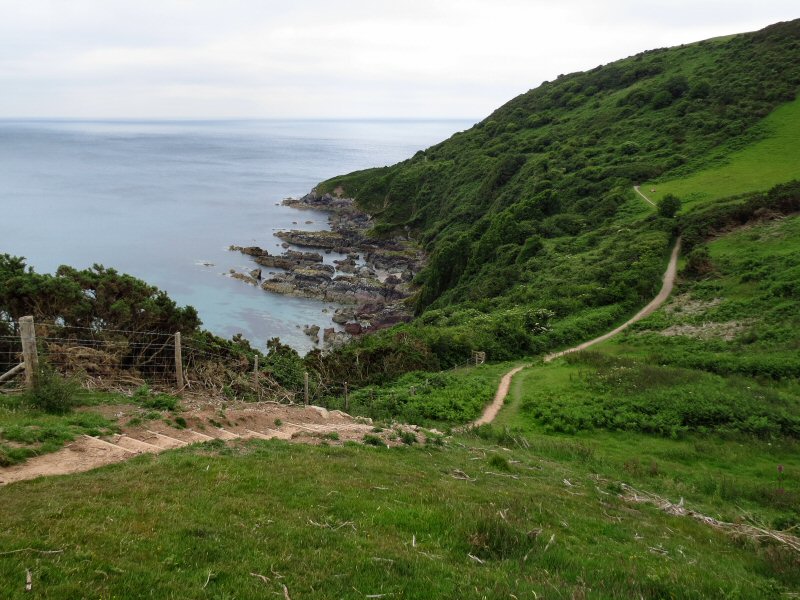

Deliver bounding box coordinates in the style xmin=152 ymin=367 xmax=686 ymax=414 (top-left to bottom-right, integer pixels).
xmin=0 ymin=119 xmax=474 ymax=351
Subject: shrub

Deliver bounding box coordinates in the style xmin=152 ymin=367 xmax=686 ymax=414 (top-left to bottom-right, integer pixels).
xmin=658 ymin=194 xmax=682 ymax=218
xmin=399 ymin=430 xmax=417 ymax=445
xmin=488 ymin=454 xmax=511 ymax=471
xmin=362 ymin=434 xmax=384 ymax=447
xmin=23 ymin=368 xmax=80 ymax=415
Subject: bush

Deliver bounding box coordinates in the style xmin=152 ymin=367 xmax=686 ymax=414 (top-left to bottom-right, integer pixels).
xmin=23 ymin=369 xmax=80 ymax=415
xmin=399 ymin=430 xmax=417 ymax=445
xmin=658 ymin=194 xmax=682 ymax=218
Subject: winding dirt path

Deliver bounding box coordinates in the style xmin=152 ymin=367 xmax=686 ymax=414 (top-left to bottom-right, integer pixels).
xmin=471 ymin=366 xmax=526 ymax=427
xmin=473 ymin=186 xmax=680 ymax=426
xmin=544 ymin=236 xmax=681 ymax=363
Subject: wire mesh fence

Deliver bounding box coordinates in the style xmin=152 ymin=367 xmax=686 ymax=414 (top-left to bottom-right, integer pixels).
xmin=33 ymin=323 xmax=179 ymax=390
xmin=0 ymin=334 xmax=24 ymax=392
xmin=2 ymin=317 xmax=488 ymax=408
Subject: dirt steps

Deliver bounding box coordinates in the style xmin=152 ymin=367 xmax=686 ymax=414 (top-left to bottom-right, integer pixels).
xmin=1 ymin=404 xmax=414 ymax=486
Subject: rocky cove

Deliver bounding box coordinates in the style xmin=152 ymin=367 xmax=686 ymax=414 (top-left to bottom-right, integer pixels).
xmin=228 ymin=190 xmax=426 ymax=348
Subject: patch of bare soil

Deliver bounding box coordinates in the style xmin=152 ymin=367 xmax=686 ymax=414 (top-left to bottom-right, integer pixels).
xmin=0 ymin=402 xmax=430 ymax=486
xmin=659 ymin=321 xmax=752 ymax=341
xmin=663 ymin=294 xmax=723 ymax=317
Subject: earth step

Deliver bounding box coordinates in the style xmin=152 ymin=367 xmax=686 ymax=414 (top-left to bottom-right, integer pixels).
xmin=142 ymin=430 xmax=189 ymax=449
xmin=153 ymin=428 xmax=215 ymax=444
xmin=83 ymin=435 xmax=137 ymax=454
xmin=207 ymin=427 xmax=240 ymax=441
xmin=111 ymin=435 xmax=162 ymax=453
xmin=186 ymin=429 xmax=216 ymax=442
xmin=242 ymin=429 xmax=274 ymax=440
xmin=284 ymin=421 xmax=325 ymax=432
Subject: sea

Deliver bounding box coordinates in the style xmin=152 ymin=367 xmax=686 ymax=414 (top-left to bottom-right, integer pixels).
xmin=0 ymin=119 xmax=474 ymax=352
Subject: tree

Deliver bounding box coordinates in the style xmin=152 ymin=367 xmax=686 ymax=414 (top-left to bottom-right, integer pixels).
xmin=658 ymin=194 xmax=682 ymax=218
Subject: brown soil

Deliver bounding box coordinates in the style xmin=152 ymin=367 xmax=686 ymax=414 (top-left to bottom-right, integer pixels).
xmin=471 ymin=366 xmax=526 ymax=427
xmin=0 ymin=402 xmax=424 ymax=486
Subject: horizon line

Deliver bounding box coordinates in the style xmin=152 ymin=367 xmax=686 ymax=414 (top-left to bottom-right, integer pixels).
xmin=0 ymin=116 xmax=481 ymax=123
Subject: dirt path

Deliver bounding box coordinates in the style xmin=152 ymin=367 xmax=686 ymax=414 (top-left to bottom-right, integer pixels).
xmin=473 ymin=185 xmax=679 ymax=425
xmin=544 ymin=236 xmax=681 ymax=362
xmin=633 ymin=185 xmax=657 ymax=207
xmin=0 ymin=403 xmax=424 ymax=486
xmin=471 ymin=366 xmax=526 ymax=427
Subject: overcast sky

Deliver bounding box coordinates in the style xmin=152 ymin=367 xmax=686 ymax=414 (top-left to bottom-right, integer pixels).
xmin=0 ymin=1 xmax=796 ymax=119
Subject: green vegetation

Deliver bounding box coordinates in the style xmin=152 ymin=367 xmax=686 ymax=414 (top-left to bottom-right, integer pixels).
xmin=132 ymin=384 xmax=180 ymax=412
xmin=328 ymin=362 xmax=515 ymax=425
xmin=1 ymin=438 xmax=797 ymax=598
xmin=1 ymin=20 xmax=799 ymax=598
xmin=21 ymin=368 xmax=81 ymax=415
xmin=312 ymin=20 xmax=800 ymax=382
xmin=0 ymin=391 xmax=118 ymax=466
xmin=522 ymin=353 xmax=799 ymax=438
xmin=646 ymin=96 xmax=800 ymax=208
xmin=625 ymin=207 xmax=800 ymax=379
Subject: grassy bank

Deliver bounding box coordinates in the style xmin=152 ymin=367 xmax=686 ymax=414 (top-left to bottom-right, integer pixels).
xmin=645 ymin=97 xmax=800 ymax=209
xmin=1 ymin=434 xmax=797 ymax=598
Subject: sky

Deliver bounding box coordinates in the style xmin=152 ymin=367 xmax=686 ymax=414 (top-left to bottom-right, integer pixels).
xmin=0 ymin=1 xmax=797 ymax=119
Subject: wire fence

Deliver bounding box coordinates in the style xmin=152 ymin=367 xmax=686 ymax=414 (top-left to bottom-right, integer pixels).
xmin=0 ymin=334 xmax=24 ymax=392
xmin=1 ymin=318 xmax=488 ymax=408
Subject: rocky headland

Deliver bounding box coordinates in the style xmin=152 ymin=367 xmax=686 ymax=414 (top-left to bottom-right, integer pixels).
xmin=229 ymin=190 xmax=425 ymax=348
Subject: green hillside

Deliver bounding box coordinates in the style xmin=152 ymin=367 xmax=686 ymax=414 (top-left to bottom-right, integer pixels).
xmin=2 ymin=20 xmax=800 ymax=599
xmin=313 ymin=19 xmax=800 ymax=381
xmin=646 ymin=96 xmax=800 ymax=208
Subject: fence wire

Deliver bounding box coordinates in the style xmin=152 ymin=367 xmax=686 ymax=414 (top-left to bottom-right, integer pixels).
xmin=3 ymin=319 xmax=486 ymax=404
xmin=0 ymin=335 xmax=24 ymax=392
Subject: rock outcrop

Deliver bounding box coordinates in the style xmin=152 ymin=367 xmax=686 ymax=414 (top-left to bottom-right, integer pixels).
xmin=230 ymin=190 xmax=425 ymax=349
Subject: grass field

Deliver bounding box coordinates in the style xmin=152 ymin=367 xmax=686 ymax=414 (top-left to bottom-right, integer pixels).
xmin=645 ymin=97 xmax=800 ymax=209
xmin=1 ymin=433 xmax=798 ymax=599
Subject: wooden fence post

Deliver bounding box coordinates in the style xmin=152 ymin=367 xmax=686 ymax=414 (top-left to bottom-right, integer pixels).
xmin=344 ymin=381 xmax=348 ymax=411
xmin=19 ymin=316 xmax=39 ymax=389
xmin=253 ymin=354 xmax=261 ymax=400
xmin=174 ymin=332 xmax=184 ymax=389
xmin=304 ymin=371 xmax=309 ymax=406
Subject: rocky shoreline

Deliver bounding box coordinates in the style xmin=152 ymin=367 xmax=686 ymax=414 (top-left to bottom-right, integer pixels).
xmin=229 ymin=190 xmax=425 ymax=348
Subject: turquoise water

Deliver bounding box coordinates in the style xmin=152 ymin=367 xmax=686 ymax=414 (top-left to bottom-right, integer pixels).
xmin=0 ymin=119 xmax=473 ymax=351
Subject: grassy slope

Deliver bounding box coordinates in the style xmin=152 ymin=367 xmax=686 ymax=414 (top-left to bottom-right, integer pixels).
xmin=0 ymin=391 xmax=120 ymax=466
xmin=0 ymin=388 xmax=181 ymax=466
xmin=485 ymin=215 xmax=800 ymax=568
xmin=0 ymin=436 xmax=797 ymax=599
xmin=621 ymin=211 xmax=800 ymax=377
xmin=646 ymin=96 xmax=800 ymax=208
xmin=311 ymin=19 xmax=800 ymax=378
xmin=3 ymin=22 xmax=800 ymax=600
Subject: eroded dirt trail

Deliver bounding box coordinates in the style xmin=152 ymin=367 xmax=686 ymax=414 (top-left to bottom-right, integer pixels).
xmin=0 ymin=403 xmax=419 ymax=485
xmin=471 ymin=366 xmax=526 ymax=427
xmin=544 ymin=237 xmax=681 ymax=362
xmin=474 ymin=233 xmax=681 ymax=426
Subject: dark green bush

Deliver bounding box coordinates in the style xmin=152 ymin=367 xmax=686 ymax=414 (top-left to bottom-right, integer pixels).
xmin=22 ymin=369 xmax=80 ymax=415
